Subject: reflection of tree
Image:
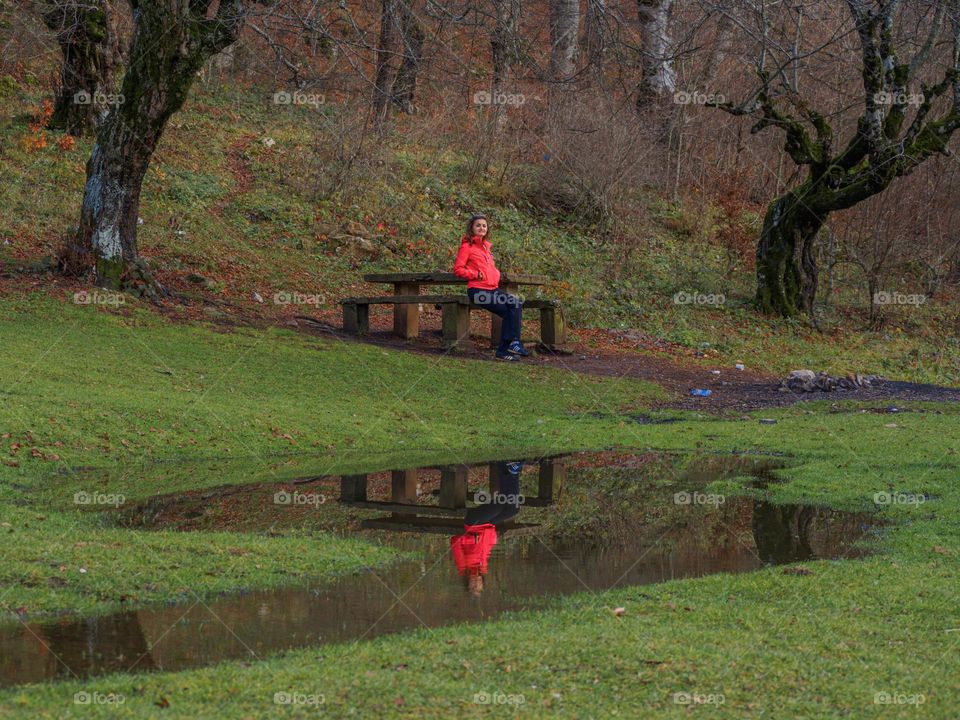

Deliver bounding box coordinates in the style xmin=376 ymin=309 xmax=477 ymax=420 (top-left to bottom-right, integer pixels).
xmin=39 ymin=611 xmax=156 ymax=679
xmin=751 ymin=501 xmax=816 ymax=565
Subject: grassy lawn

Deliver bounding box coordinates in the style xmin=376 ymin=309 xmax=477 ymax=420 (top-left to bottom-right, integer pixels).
xmin=1 ymin=78 xmax=957 ymax=717
xmin=0 ymin=295 xmax=663 ymax=478
xmin=0 ymin=297 xmax=663 ymax=621
xmin=0 ymin=400 xmax=956 ymax=717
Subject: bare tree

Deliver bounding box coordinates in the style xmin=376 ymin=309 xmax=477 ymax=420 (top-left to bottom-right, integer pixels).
xmin=372 ymin=0 xmax=400 ymax=127
xmin=390 ymin=0 xmax=425 ymax=114
xmin=713 ymin=0 xmax=960 ymax=317
xmin=549 ymin=0 xmax=580 ymax=87
xmin=584 ymin=0 xmax=609 ymax=78
xmin=491 ymin=0 xmax=522 ymax=99
xmin=59 ymin=0 xmax=253 ymax=288
xmin=637 ymin=0 xmax=676 ymax=104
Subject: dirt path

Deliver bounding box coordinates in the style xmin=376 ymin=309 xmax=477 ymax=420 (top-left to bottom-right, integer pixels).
xmin=293 ymin=315 xmax=960 ymax=412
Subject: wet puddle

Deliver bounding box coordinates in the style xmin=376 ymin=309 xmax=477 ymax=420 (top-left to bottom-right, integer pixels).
xmin=0 ymin=452 xmax=878 ymax=687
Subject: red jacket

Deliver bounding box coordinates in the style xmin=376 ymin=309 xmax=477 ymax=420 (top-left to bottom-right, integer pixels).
xmin=453 ymin=235 xmax=501 ymax=290
xmin=450 ymin=523 xmax=497 ymax=575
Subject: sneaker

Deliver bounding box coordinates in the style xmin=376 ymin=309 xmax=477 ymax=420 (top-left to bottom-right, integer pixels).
xmin=495 ymin=350 xmax=520 ymax=361
xmin=507 ymin=341 xmax=530 ymax=357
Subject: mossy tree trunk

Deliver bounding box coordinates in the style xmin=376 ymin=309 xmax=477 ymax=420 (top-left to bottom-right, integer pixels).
xmin=42 ymin=0 xmax=124 ymax=136
xmin=755 ymin=188 xmax=824 ymax=317
xmin=59 ymin=0 xmax=249 ymax=288
xmin=713 ymin=0 xmax=960 ymax=317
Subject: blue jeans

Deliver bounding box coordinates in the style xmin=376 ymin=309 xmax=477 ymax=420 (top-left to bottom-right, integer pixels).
xmin=468 ymin=288 xmax=522 ymax=351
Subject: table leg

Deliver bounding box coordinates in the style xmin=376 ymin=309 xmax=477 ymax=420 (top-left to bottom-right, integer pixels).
xmin=393 ymin=282 xmax=420 ymax=339
xmin=391 ymin=468 xmax=418 ymax=502
xmin=439 ymin=466 xmax=469 ymax=508
xmin=340 ymin=474 xmax=368 ymax=502
xmin=538 ymin=458 xmax=565 ymax=503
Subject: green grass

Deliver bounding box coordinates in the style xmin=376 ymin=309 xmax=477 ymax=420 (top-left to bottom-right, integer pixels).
xmin=0 ymin=295 xmax=664 ymax=477
xmin=0 ymin=402 xmax=957 ymax=717
xmin=0 ymin=503 xmax=400 ymax=620
xmin=0 ymin=297 xmax=663 ymax=620
xmin=0 ymin=75 xmax=958 ymax=718
xmin=1 ymin=80 xmax=959 ymax=384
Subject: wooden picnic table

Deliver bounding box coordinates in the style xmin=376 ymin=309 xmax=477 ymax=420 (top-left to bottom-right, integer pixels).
xmin=363 ymin=271 xmax=551 ymax=341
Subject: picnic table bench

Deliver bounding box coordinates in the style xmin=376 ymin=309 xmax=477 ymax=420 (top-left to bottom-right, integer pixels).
xmin=341 ymin=272 xmax=566 ymax=350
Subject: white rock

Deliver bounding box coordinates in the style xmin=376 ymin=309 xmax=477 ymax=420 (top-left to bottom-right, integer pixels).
xmin=788 ymin=369 xmax=816 ymax=382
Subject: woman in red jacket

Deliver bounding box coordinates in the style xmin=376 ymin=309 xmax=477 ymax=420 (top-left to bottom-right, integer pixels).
xmin=452 ymin=214 xmax=529 ymax=360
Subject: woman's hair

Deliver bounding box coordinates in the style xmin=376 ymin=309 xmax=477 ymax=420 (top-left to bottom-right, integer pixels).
xmin=466 ymin=213 xmax=491 ymax=241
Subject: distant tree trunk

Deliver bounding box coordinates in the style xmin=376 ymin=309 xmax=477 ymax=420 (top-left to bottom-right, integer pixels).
xmin=372 ymin=0 xmax=398 ymax=127
xmin=42 ymin=0 xmax=123 ymax=136
xmin=548 ymin=0 xmax=579 ymax=87
xmin=636 ymin=0 xmax=675 ymax=106
xmin=583 ymin=0 xmax=607 ymax=80
xmin=490 ymin=0 xmax=520 ymax=97
xmin=390 ymin=0 xmax=424 ymax=114
xmin=755 ymin=188 xmax=822 ymax=316
xmin=58 ymin=1 xmax=248 ymax=288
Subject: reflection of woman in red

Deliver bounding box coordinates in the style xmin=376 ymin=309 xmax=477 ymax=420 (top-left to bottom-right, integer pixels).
xmin=450 ymin=524 xmax=497 ymax=597
xmin=449 ymin=461 xmax=522 ymax=597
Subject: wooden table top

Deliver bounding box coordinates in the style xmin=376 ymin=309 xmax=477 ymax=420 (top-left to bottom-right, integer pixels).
xmin=363 ymin=271 xmax=550 ymax=285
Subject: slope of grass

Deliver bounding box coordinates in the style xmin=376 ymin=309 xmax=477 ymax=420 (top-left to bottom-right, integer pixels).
xmin=1 ymin=80 xmax=958 ymax=384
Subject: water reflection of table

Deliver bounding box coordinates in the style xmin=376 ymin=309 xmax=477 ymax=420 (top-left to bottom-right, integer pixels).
xmin=339 ymin=455 xmax=565 ymax=528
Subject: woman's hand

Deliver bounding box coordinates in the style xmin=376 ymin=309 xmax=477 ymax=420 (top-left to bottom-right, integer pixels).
xmin=476 ymin=270 xmax=484 ymax=280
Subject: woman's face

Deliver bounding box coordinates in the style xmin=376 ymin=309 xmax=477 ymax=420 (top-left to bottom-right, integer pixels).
xmin=471 ymin=218 xmax=488 ymax=237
